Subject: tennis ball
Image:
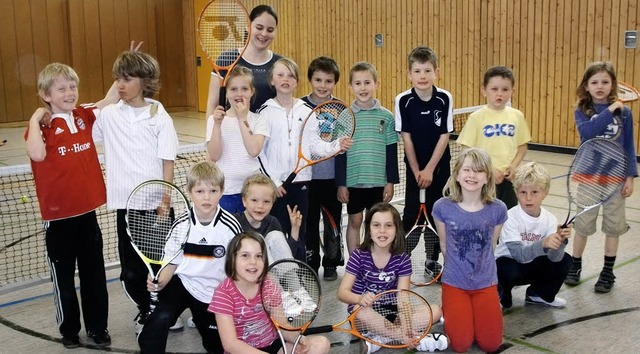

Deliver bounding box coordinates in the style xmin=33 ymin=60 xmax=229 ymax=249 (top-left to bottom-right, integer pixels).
xmin=21 ymin=195 xmax=30 ymax=203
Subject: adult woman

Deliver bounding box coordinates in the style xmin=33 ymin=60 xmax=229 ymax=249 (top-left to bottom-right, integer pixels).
xmin=205 ymin=4 xmax=282 ymax=118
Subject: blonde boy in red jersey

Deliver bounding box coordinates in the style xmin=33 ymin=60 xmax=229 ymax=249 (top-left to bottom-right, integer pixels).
xmin=25 ymin=63 xmax=118 ymax=348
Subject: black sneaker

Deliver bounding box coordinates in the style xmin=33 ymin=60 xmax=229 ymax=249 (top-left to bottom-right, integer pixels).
xmin=61 ymin=335 xmax=80 ymax=349
xmin=87 ymin=330 xmax=111 ymax=347
xmin=594 ymin=271 xmax=616 ymax=293
xmin=498 ymin=285 xmax=512 ymax=309
xmin=134 ymin=311 xmax=149 ymax=335
xmin=564 ymin=264 xmax=581 ymax=286
xmin=323 ymin=267 xmax=338 ymax=281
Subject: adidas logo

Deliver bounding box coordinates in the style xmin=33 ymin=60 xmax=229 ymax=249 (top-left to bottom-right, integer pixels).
xmin=198 ymin=237 xmax=207 ymax=244
xmin=54 ymin=127 xmax=64 ymax=135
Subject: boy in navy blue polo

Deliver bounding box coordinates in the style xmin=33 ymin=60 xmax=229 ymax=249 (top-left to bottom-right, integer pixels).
xmin=394 ymin=46 xmax=453 ymax=276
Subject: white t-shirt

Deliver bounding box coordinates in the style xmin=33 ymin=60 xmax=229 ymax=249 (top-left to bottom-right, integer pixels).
xmin=206 ymin=112 xmax=269 ymax=194
xmin=495 ymin=205 xmax=561 ymax=262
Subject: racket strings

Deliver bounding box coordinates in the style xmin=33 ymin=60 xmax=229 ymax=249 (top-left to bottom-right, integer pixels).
xmin=618 ymin=83 xmax=640 ymax=102
xmin=262 ymin=261 xmax=320 ymax=330
xmin=354 ymin=291 xmax=432 ymax=347
xmin=198 ymin=1 xmax=249 ymax=63
xmin=303 ymin=101 xmax=355 ymax=162
xmin=406 ymin=217 xmax=442 ymax=286
xmin=126 ymin=183 xmax=190 ymax=262
xmin=568 ymin=141 xmax=627 ymax=208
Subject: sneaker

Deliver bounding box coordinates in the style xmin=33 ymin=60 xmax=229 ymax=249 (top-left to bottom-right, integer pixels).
xmin=87 ymin=330 xmax=111 ymax=347
xmin=564 ymin=264 xmax=581 ymax=285
xmin=134 ymin=312 xmax=148 ymax=335
xmin=424 ymin=260 xmax=442 ymax=280
xmin=292 ymin=288 xmax=318 ymax=312
xmin=525 ymin=295 xmax=567 ymax=308
xmin=365 ymin=341 xmax=381 ymax=354
xmin=323 ymin=267 xmax=338 ymax=281
xmin=364 ymin=334 xmax=393 ymax=353
xmin=281 ymin=291 xmax=304 ymax=317
xmin=61 ymin=335 xmax=80 ymax=349
xmin=594 ymin=271 xmax=616 ymax=293
xmin=416 ymin=333 xmax=449 ymax=352
xmin=169 ymin=316 xmax=184 ymax=331
xmin=187 ymin=316 xmax=196 ymax=328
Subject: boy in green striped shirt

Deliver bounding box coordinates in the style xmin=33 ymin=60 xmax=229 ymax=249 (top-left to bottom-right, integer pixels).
xmin=336 ymin=62 xmax=399 ymax=254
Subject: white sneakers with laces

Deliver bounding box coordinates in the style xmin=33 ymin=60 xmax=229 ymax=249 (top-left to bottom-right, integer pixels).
xmin=281 ymin=291 xmax=304 ymax=317
xmin=416 ymin=333 xmax=449 ymax=352
xmin=365 ymin=333 xmax=448 ymax=353
xmin=291 ymin=288 xmax=318 ymax=312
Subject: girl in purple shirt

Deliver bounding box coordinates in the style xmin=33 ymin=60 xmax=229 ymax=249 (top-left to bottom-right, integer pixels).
xmin=337 ymin=203 xmax=446 ymax=353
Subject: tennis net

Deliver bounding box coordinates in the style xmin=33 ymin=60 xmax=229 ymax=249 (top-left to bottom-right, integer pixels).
xmin=0 ymin=106 xmax=478 ymax=287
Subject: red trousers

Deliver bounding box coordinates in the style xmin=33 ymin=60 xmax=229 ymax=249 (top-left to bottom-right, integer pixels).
xmin=441 ymin=283 xmax=503 ymax=352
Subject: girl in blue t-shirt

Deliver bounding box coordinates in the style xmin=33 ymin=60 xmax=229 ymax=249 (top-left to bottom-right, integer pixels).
xmin=432 ymin=147 xmax=508 ymax=353
xmin=337 ymin=203 xmax=446 ymax=353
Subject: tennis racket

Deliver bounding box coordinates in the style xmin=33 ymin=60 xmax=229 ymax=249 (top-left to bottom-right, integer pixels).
xmin=562 ymin=138 xmax=627 ymax=227
xmin=320 ymin=205 xmax=344 ymax=267
xmin=304 ymin=289 xmax=433 ymax=349
xmin=617 ymin=82 xmax=640 ymax=103
xmin=197 ymin=0 xmax=250 ymax=107
xmin=262 ymin=259 xmax=321 ymax=354
xmin=405 ymin=189 xmax=442 ymax=286
xmin=125 ymin=180 xmax=191 ymax=313
xmin=282 ymin=100 xmax=355 ymax=189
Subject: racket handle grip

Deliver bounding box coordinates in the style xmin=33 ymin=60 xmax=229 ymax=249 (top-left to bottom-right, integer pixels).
xmin=150 ymin=291 xmax=158 ymax=312
xmin=219 ymin=86 xmax=227 ymax=108
xmin=419 ymin=189 xmax=426 ymax=203
xmin=613 ymin=107 xmax=622 ymax=116
xmin=302 ymin=325 xmax=333 ymax=335
xmin=282 ymin=172 xmax=297 ymax=190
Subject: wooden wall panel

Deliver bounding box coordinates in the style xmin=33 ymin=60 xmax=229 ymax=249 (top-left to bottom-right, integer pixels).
xmin=239 ymin=0 xmax=639 ymax=153
xmin=0 ymin=0 xmax=190 ymax=124
xmin=1 ymin=0 xmax=638 ymax=153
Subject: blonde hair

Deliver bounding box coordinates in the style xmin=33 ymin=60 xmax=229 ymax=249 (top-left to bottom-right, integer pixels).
xmin=349 ymin=61 xmax=378 ymax=83
xmin=269 ymin=57 xmax=300 ymax=83
xmin=37 ymin=63 xmax=79 ymax=107
xmin=513 ymin=161 xmax=551 ymax=194
xmin=112 ymin=50 xmax=161 ymax=97
xmin=186 ymin=161 xmax=225 ymax=192
xmin=444 ymin=147 xmax=496 ymax=204
xmin=226 ymin=65 xmax=255 ymax=96
xmin=240 ymin=174 xmax=276 ymax=201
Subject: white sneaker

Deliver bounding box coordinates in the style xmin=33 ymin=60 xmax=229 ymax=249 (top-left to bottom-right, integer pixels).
xmin=292 ymin=288 xmax=318 ymax=312
xmin=525 ymin=295 xmax=567 ymax=308
xmin=364 ymin=334 xmax=392 ymax=353
xmin=186 ymin=316 xmax=196 ymax=328
xmin=169 ymin=316 xmax=184 ymax=331
xmin=281 ymin=291 xmax=304 ymax=317
xmin=365 ymin=341 xmax=381 ymax=354
xmin=416 ymin=333 xmax=449 ymax=352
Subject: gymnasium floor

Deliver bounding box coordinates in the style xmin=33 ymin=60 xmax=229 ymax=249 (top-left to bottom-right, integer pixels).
xmin=0 ymin=112 xmax=639 ymax=353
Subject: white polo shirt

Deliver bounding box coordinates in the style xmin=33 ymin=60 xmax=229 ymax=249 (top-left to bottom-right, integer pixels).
xmin=93 ymin=98 xmax=179 ymax=209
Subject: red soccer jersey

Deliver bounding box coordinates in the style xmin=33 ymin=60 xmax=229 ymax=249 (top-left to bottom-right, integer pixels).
xmin=26 ymin=106 xmax=106 ymax=221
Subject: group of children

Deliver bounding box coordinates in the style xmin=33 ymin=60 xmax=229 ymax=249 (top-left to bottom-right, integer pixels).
xmin=26 ymin=20 xmax=636 ymax=354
